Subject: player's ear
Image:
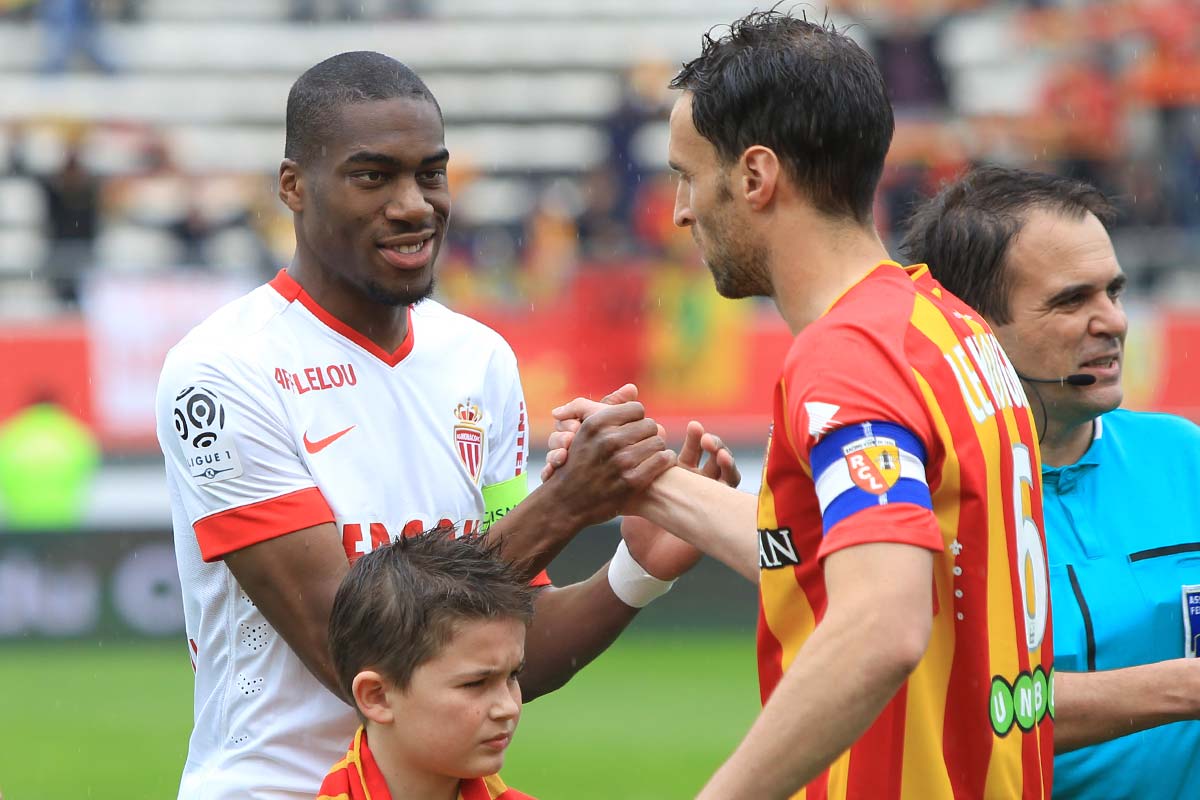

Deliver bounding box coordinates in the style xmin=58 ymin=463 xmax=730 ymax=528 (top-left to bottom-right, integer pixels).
xmin=279 ymin=159 xmax=304 ymax=213
xmin=740 ymin=145 xmax=779 ymax=211
xmin=352 ymin=670 xmax=396 ymax=725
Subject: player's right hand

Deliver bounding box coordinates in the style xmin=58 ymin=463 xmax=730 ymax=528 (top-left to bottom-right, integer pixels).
xmin=542 ymin=399 xmax=675 ymax=527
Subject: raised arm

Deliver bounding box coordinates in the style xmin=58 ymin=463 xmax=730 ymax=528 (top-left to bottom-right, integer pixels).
xmin=518 ymin=417 xmax=742 ymax=699
xmin=483 ymin=401 xmax=674 ymax=579
xmin=632 ymin=465 xmax=759 ymax=582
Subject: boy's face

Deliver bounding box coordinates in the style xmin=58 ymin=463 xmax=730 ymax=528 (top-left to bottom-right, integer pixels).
xmin=387 ymin=617 xmax=526 ymax=780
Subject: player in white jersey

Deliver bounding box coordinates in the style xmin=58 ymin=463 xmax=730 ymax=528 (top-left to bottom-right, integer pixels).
xmin=156 ymin=52 xmax=729 ymax=799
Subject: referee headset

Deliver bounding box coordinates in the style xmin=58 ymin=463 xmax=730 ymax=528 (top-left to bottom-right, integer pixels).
xmin=1012 ymin=372 xmax=1097 ymax=445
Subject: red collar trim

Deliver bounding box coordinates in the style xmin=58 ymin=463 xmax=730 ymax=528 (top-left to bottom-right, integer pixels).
xmin=269 ymin=269 xmax=415 ymax=367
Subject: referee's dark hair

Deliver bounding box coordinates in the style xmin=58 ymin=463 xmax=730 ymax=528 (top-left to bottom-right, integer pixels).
xmin=898 ymin=165 xmax=1117 ymax=325
xmin=671 ymin=8 xmax=894 ymax=225
xmin=328 ymin=527 xmax=535 ymax=715
xmin=284 ymin=51 xmax=441 ymax=165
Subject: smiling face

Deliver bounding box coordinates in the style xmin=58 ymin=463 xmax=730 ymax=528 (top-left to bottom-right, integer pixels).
xmin=286 ymin=95 xmax=450 ymax=312
xmin=384 ymin=617 xmax=525 ymax=783
xmin=992 ymin=208 xmax=1128 ymax=431
xmin=667 ymin=93 xmax=771 ymax=299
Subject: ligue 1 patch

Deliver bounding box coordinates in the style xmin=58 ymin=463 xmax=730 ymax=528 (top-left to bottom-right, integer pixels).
xmin=453 ymin=402 xmax=485 ymax=484
xmin=842 ymin=435 xmax=901 ymax=495
xmin=1183 ymin=585 xmax=1200 ymax=657
xmin=173 ymin=385 xmax=243 ymax=486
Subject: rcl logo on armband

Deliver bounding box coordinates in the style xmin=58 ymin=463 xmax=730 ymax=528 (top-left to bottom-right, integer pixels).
xmin=341 ymin=518 xmax=482 ymax=563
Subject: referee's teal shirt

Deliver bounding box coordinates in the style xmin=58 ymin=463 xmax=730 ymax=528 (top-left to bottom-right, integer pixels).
xmin=1046 ymin=408 xmax=1200 ymax=799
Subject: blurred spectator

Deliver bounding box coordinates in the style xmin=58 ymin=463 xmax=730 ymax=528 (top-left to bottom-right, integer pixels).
xmin=602 ymin=62 xmax=674 ymax=230
xmin=39 ymin=142 xmax=100 ymax=303
xmin=1123 ymin=0 xmax=1200 ymax=226
xmin=873 ymin=20 xmax=950 ymax=113
xmin=38 ymin=0 xmax=117 ymax=74
xmin=1037 ymin=53 xmax=1123 ymax=194
xmin=0 ymin=394 xmax=99 ymax=530
xmin=0 ymin=0 xmax=37 ymax=20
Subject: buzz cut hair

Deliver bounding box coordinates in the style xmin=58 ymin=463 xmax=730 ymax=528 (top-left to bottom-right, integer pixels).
xmin=284 ymin=50 xmax=441 ymax=164
xmin=328 ymin=528 xmax=536 ymax=709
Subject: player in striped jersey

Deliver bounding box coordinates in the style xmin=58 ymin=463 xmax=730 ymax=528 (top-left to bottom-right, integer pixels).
xmin=318 ymin=531 xmax=536 ymax=800
xmin=553 ymin=10 xmax=1054 ymax=798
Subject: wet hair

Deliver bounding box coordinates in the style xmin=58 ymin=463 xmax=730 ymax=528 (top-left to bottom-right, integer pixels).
xmin=898 ymin=165 xmax=1117 ymax=324
xmin=284 ymin=50 xmax=441 ymax=164
xmin=328 ymin=528 xmax=535 ymax=704
xmin=670 ymin=7 xmax=894 ymax=224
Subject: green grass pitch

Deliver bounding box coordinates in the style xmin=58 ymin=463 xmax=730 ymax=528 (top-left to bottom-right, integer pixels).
xmin=0 ymin=630 xmax=757 ymax=800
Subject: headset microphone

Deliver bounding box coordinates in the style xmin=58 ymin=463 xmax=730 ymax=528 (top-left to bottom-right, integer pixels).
xmin=1016 ymin=373 xmax=1097 ymax=387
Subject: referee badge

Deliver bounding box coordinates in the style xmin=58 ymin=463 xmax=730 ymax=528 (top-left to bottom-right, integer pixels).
xmin=1183 ymin=585 xmax=1200 ymax=658
xmin=453 ymin=402 xmax=485 ymax=484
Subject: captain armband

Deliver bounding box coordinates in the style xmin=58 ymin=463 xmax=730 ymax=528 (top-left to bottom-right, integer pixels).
xmin=481 ymin=473 xmax=528 ymax=533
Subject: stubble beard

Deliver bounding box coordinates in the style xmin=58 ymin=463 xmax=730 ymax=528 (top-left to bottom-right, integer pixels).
xmin=363 ymin=273 xmax=436 ymax=307
xmin=703 ymin=223 xmax=772 ymax=300
xmin=701 ymin=174 xmax=772 ymax=299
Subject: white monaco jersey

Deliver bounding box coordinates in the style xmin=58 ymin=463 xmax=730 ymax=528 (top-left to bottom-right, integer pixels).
xmin=155 ymin=270 xmax=529 ymax=799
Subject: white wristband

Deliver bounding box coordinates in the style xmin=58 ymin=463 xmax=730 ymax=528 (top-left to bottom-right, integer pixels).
xmin=607 ymin=540 xmax=676 ymax=609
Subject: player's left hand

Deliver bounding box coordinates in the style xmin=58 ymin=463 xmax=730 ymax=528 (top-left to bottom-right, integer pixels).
xmin=543 ymin=384 xmax=649 ymax=481
xmin=676 ymin=419 xmax=741 ymax=489
xmin=621 ymin=420 xmax=741 ymax=580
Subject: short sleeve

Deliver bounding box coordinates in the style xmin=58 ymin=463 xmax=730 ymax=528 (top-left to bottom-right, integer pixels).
xmin=481 ymin=342 xmax=529 ymax=488
xmin=156 ymin=348 xmax=333 ymax=562
xmin=784 ymin=325 xmax=942 ymax=560
xmin=476 ymin=341 xmax=549 ymax=587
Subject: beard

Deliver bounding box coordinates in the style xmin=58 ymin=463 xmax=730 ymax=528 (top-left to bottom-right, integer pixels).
xmin=363 ymin=273 xmax=436 ymax=307
xmin=700 ymin=221 xmax=772 ymax=299
xmin=696 ymin=174 xmax=772 ymax=299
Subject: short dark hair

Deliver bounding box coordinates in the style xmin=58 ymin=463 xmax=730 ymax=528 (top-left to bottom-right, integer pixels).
xmin=284 ymin=51 xmax=441 ymax=164
xmin=898 ymin=165 xmax=1117 ymax=325
xmin=329 ymin=529 xmax=535 ymax=705
xmin=670 ymin=8 xmax=894 ymax=224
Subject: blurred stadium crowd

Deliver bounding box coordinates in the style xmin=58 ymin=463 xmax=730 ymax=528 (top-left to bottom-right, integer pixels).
xmin=0 ymin=0 xmax=1199 ymax=530
xmin=0 ymin=0 xmax=1198 ymax=317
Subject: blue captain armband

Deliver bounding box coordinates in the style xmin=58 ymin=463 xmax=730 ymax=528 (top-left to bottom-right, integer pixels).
xmin=810 ymin=421 xmax=931 ymax=535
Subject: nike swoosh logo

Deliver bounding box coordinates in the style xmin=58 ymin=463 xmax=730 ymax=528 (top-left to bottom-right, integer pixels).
xmin=303 ymin=425 xmax=356 ymax=454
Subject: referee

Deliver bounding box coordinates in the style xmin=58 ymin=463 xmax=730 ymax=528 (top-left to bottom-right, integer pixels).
xmin=902 ymin=165 xmax=1200 ymax=799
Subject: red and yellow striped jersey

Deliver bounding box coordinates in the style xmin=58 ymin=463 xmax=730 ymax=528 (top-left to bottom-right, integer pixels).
xmin=757 ymin=262 xmax=1053 ymax=799
xmin=317 ymin=726 xmax=535 ymax=800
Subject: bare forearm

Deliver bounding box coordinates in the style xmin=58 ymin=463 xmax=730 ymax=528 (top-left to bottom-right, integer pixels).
xmin=634 ymin=466 xmax=759 ymax=582
xmin=1055 ymin=661 xmax=1200 ymax=753
xmin=699 ymin=608 xmax=923 ymax=798
xmin=519 ymin=569 xmax=638 ymax=701
xmin=224 ymin=528 xmax=351 ymax=704
xmin=484 ymin=481 xmax=589 ymax=579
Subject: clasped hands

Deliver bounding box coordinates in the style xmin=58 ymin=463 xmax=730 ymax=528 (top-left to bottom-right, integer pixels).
xmin=540 ymin=383 xmax=740 ymax=582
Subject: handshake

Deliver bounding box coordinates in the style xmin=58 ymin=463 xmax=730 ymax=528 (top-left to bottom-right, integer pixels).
xmin=535 ymin=383 xmax=743 ymax=587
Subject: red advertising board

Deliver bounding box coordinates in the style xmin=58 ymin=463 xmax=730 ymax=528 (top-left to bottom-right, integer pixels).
xmin=0 ymin=270 xmax=1194 ymax=451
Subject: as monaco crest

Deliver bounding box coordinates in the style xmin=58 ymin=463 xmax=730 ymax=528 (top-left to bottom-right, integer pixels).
xmin=454 ymin=403 xmax=485 ymax=484
xmin=842 ymin=435 xmax=901 ymax=496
